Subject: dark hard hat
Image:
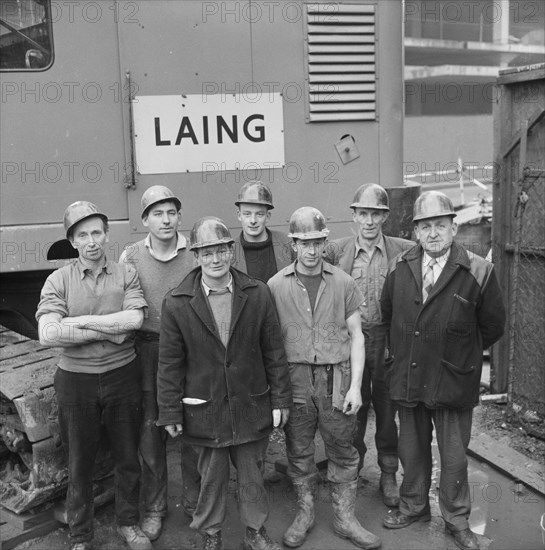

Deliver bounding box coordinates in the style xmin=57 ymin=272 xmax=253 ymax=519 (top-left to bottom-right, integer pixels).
xmin=235 ymin=181 xmax=274 ymax=209
xmin=350 ymin=183 xmax=389 ymax=210
xmin=141 ymin=185 xmax=182 ymax=218
xmin=63 ymin=201 xmax=108 ymax=237
xmin=288 ymin=207 xmax=330 ymax=240
xmin=190 ymin=217 xmax=235 ymax=250
xmin=413 ymin=191 xmax=456 ymax=222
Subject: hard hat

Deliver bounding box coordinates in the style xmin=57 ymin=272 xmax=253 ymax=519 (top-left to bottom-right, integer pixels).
xmin=413 ymin=191 xmax=456 ymax=222
xmin=234 ymin=181 xmax=274 ymax=209
xmin=350 ymin=183 xmax=389 ymax=210
xmin=288 ymin=207 xmax=330 ymax=240
xmin=63 ymin=201 xmax=108 ymax=238
xmin=190 ymin=216 xmax=235 ymax=250
xmin=141 ymin=185 xmax=182 ymax=218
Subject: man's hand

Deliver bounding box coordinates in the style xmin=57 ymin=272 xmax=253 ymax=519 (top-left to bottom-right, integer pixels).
xmin=105 ymin=332 xmax=131 ymax=345
xmin=165 ymin=424 xmax=183 ymax=438
xmin=342 ymin=388 xmax=362 ymax=415
xmin=272 ymin=408 xmax=290 ymax=428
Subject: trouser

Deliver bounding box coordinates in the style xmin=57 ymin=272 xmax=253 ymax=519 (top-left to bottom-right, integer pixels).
xmin=284 ymin=364 xmax=359 ymax=484
xmin=189 ymin=438 xmax=269 ymax=535
xmin=354 ymin=323 xmax=398 ymax=473
xmin=397 ymin=403 xmax=473 ymax=531
xmin=135 ymin=334 xmax=168 ymax=518
xmin=54 ymin=362 xmax=142 ymax=544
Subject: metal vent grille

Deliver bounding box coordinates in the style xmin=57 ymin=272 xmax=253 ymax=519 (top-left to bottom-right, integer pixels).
xmin=305 ymin=3 xmax=377 ymax=122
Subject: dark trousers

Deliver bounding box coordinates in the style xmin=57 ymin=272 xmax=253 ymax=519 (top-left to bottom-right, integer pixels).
xmin=135 ymin=335 xmax=168 ymax=518
xmin=354 ymin=323 xmax=398 ymax=473
xmin=285 ymin=365 xmax=359 ymax=484
xmin=54 ymin=362 xmax=142 ymax=543
xmin=190 ymin=438 xmax=269 ymax=535
xmin=397 ymin=403 xmax=473 ymax=531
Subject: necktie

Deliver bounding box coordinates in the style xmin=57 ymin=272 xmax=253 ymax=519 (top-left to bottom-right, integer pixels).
xmin=422 ymin=258 xmax=436 ymax=302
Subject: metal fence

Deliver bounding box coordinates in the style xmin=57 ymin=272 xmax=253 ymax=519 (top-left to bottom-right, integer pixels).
xmin=492 ymin=64 xmax=545 ymax=438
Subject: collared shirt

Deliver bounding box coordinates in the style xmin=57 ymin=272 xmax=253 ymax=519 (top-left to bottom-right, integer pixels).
xmin=144 ymin=232 xmax=187 ymax=262
xmin=422 ymin=249 xmax=450 ymax=286
xmin=268 ymin=261 xmax=364 ymax=365
xmin=201 ymin=273 xmax=234 ymax=296
xmin=351 ymin=234 xmax=388 ymax=323
xmin=36 ymin=258 xmax=147 ymax=374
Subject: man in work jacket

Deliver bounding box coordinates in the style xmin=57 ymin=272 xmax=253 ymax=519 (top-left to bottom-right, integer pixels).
xmin=381 ymin=191 xmax=505 ymax=550
xmin=156 ymin=217 xmax=292 ymax=550
xmin=232 ymin=180 xmax=294 ymax=280
xmin=120 ymin=185 xmax=195 ymax=541
xmin=324 ymin=183 xmax=413 ymax=507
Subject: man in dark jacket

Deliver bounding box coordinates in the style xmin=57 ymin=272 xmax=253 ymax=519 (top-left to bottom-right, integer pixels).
xmin=324 ymin=183 xmax=413 ymax=507
xmin=232 ymin=180 xmax=294 ymax=280
xmin=156 ymin=217 xmax=292 ymax=550
xmin=381 ymin=191 xmax=505 ymax=550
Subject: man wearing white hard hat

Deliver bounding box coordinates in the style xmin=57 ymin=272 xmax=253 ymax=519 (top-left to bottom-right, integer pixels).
xmin=36 ymin=201 xmax=150 ymax=550
xmin=381 ymin=191 xmax=505 ymax=550
xmin=120 ymin=186 xmax=196 ymax=541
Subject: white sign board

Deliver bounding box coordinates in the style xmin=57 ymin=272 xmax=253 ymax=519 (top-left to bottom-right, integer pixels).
xmin=132 ymin=93 xmax=285 ymax=174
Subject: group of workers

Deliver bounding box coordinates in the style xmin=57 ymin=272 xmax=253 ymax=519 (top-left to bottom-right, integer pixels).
xmin=36 ymin=181 xmax=505 ymax=550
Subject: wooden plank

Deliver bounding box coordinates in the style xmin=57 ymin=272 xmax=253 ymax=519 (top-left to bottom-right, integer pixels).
xmin=0 ymin=506 xmax=54 ymax=531
xmin=0 ymin=350 xmax=58 ymax=371
xmin=0 ymin=341 xmax=44 ymax=361
xmin=468 ymin=432 xmax=545 ymax=496
xmin=0 ymin=518 xmax=62 ymax=550
xmin=0 ymin=358 xmax=58 ymax=400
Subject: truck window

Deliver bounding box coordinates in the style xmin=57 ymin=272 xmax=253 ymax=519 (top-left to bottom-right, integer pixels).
xmin=0 ymin=0 xmax=53 ymax=71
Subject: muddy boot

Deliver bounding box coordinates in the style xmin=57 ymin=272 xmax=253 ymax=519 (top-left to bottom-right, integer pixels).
xmin=330 ymin=481 xmax=382 ymax=549
xmin=242 ymin=526 xmax=282 ymax=550
xmin=283 ymin=478 xmax=316 ymax=548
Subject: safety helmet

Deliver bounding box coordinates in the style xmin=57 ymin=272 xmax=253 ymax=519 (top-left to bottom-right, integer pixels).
xmin=413 ymin=191 xmax=456 ymax=222
xmin=350 ymin=183 xmax=389 ymax=210
xmin=234 ymin=181 xmax=274 ymax=209
xmin=190 ymin=217 xmax=235 ymax=250
xmin=63 ymin=201 xmax=108 ymax=238
xmin=141 ymin=185 xmax=182 ymax=218
xmin=288 ymin=207 xmax=330 ymax=240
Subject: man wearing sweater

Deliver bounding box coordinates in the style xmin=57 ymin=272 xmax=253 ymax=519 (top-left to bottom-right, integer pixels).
xmin=120 ymin=186 xmax=195 ymax=541
xmin=232 ymin=181 xmax=294 ymax=281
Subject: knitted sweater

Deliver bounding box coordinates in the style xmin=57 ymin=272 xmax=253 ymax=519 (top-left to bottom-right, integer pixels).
xmin=120 ymin=236 xmax=195 ymax=333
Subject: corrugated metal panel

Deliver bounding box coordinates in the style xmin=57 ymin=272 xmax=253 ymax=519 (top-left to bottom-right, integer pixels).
xmin=305 ymin=2 xmax=377 ymax=122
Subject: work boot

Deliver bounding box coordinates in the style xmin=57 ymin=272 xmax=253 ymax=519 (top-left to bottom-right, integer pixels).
xmin=117 ymin=525 xmax=153 ymax=550
xmin=283 ymin=478 xmax=316 ymax=547
xmin=379 ymin=472 xmax=400 ymax=507
xmin=70 ymin=543 xmax=93 ymax=550
xmin=242 ymin=526 xmax=282 ymax=550
xmin=330 ymin=481 xmax=382 ymax=549
xmin=202 ymin=531 xmax=223 ymax=550
xmin=446 ymin=526 xmax=480 ymax=550
xmin=141 ymin=515 xmax=163 ymax=541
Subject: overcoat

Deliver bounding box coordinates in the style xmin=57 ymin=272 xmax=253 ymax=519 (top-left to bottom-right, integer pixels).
xmin=381 ymin=242 xmax=505 ymax=409
xmin=157 ymin=266 xmax=292 ymax=447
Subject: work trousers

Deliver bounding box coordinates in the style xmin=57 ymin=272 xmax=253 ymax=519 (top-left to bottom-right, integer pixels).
xmin=354 ymin=323 xmax=398 ymax=473
xmin=189 ymin=438 xmax=269 ymax=535
xmin=135 ymin=334 xmax=168 ymax=518
xmin=284 ymin=365 xmax=359 ymax=484
xmin=54 ymin=362 xmax=142 ymax=544
xmin=397 ymin=403 xmax=473 ymax=531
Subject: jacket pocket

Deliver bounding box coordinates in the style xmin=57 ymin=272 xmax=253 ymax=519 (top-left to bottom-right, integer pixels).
xmin=182 ymin=400 xmax=218 ymax=440
xmin=246 ymin=385 xmax=272 ymax=433
xmin=434 ymin=360 xmax=480 ymax=408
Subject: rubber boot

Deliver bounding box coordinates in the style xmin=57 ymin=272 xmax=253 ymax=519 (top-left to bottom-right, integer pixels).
xmin=330 ymin=481 xmax=382 ymax=549
xmin=283 ymin=478 xmax=316 ymax=548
